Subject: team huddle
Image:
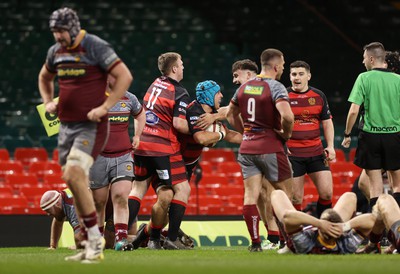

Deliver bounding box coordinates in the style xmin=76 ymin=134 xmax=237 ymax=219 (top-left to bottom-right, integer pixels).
xmin=37 ymin=7 xmax=400 ymax=262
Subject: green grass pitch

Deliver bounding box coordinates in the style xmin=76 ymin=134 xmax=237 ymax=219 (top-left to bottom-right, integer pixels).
xmin=0 ymin=247 xmax=399 ymax=274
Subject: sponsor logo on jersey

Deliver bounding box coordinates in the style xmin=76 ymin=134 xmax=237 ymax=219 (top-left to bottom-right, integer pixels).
xmin=308 ymin=97 xmax=316 ymax=105
xmin=190 ymin=116 xmax=199 ymax=121
xmin=126 ymin=165 xmax=132 ymax=171
xmin=57 ymin=68 xmax=86 ymax=77
xmin=290 ymin=101 xmax=298 ymax=105
xmin=120 ymin=102 xmax=127 ymax=108
xmin=244 ymin=85 xmax=263 ymax=95
xmin=370 ymin=126 xmax=398 ymax=132
xmin=179 ymin=101 xmax=188 ymax=107
xmin=145 ymin=110 xmax=159 ymax=125
xmin=82 ymin=140 xmax=89 ymax=146
xmin=109 ymin=115 xmax=129 ymax=122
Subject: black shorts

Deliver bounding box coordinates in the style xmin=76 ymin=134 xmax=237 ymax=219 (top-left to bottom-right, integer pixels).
xmin=134 ymin=154 xmax=172 ymax=189
xmin=289 ymin=154 xmax=330 ymax=177
xmin=354 ymin=131 xmax=400 ymax=170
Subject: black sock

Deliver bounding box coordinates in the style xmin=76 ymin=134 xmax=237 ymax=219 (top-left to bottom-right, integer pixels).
xmin=168 ymin=200 xmax=186 ymax=241
xmin=369 ymin=197 xmax=378 ymax=213
xmin=128 ymin=198 xmax=141 ymax=226
xmin=316 ymin=198 xmax=332 ymax=218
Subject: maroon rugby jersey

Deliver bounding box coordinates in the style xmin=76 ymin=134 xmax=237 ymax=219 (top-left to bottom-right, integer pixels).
xmin=231 ymin=76 xmax=289 ymax=154
xmin=287 ymin=87 xmax=332 ymax=157
xmin=101 ymin=91 xmax=143 ymax=157
xmin=45 ymin=30 xmax=121 ymax=122
xmin=135 ymin=76 xmax=190 ymax=156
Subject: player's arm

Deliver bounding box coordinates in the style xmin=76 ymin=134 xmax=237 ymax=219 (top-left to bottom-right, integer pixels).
xmin=342 ymin=103 xmax=360 ymax=148
xmin=38 ymin=64 xmax=57 ymax=114
xmin=342 ymin=213 xmax=376 ymax=237
xmin=283 ymin=210 xmax=342 ymax=238
xmin=196 ymin=106 xmax=228 ymax=130
xmin=223 ymin=126 xmax=242 ymax=144
xmin=49 ymin=217 xmax=64 ymax=249
xmin=226 ymin=102 xmax=244 ymax=133
xmin=322 ymin=119 xmax=336 ymax=161
xmin=132 ymin=108 xmax=146 ymax=150
xmin=88 ymin=62 xmax=133 ymax=122
xmin=193 ymin=128 xmax=226 ymax=146
xmin=173 ymin=117 xmax=190 ymax=134
xmin=275 ymin=100 xmax=294 ymax=141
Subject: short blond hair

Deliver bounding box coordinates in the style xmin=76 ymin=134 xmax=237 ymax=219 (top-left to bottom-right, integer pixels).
xmin=158 ymin=52 xmax=181 ymax=76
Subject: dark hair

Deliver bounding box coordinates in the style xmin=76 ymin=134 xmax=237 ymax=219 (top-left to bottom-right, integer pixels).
xmin=290 ymin=60 xmax=310 ymax=72
xmin=385 ymin=51 xmax=400 ymax=74
xmin=158 ymin=52 xmax=181 ymax=76
xmin=232 ymin=59 xmax=258 ymax=74
xmin=260 ymin=48 xmax=283 ymax=68
xmin=363 ymin=42 xmax=386 ymax=62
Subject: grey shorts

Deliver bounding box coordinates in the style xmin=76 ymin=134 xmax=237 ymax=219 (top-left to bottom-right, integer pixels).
xmin=89 ymin=152 xmax=134 ymax=189
xmin=58 ymin=120 xmax=108 ymax=166
xmin=238 ymin=152 xmax=292 ymax=182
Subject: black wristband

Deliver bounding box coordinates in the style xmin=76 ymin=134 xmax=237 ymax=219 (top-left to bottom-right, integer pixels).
xmin=344 ymin=131 xmax=351 ymax=138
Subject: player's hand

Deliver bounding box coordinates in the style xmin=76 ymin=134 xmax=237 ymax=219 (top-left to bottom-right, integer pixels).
xmin=197 ymin=113 xmax=215 ymax=130
xmin=274 ymin=128 xmax=291 ymax=142
xmin=325 ymin=147 xmax=336 ymax=162
xmin=341 ymin=137 xmax=351 ymax=148
xmin=87 ymin=105 xmax=108 ymax=122
xmin=45 ymin=101 xmax=58 ymax=114
xmin=319 ymin=220 xmax=343 ymax=238
xmin=132 ymin=135 xmax=140 ymax=150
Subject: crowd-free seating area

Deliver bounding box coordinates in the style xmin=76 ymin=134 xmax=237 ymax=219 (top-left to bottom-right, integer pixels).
xmin=0 ymin=147 xmax=64 ymax=214
xmin=0 ymin=145 xmax=362 ymax=215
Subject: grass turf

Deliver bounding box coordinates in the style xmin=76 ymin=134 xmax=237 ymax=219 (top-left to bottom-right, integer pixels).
xmin=0 ymin=247 xmax=399 ymax=274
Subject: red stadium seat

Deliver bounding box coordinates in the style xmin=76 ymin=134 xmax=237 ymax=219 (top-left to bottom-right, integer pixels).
xmin=0 ymin=185 xmax=14 ymax=197
xmin=19 ymin=185 xmax=51 ymax=206
xmin=213 ymin=185 xmax=243 ymax=196
xmin=198 ymin=195 xmax=223 ymax=207
xmin=52 ymin=149 xmax=59 ymax=162
xmin=304 ymin=184 xmax=318 ymax=196
xmin=227 ymin=195 xmax=244 ymax=207
xmin=332 ymin=149 xmax=346 ymax=163
xmin=201 ymin=174 xmax=230 ymax=185
xmin=0 ymin=148 xmax=10 ymax=161
xmin=349 ymin=148 xmax=356 ymax=162
xmin=5 ymin=174 xmax=39 ymax=189
xmin=199 ymin=161 xmax=214 ymax=174
xmin=216 ymin=162 xmax=242 ymax=178
xmin=14 ymin=147 xmax=48 ymax=167
xmin=0 ymin=195 xmax=29 ymax=214
xmin=201 ymin=148 xmax=236 ymax=163
xmin=28 ymin=161 xmax=62 ymax=181
xmin=0 ymin=161 xmax=24 ymax=181
xmin=330 ymin=162 xmax=362 ymax=178
xmin=43 ymin=174 xmax=67 ymax=190
xmin=333 ymin=184 xmax=353 ymax=196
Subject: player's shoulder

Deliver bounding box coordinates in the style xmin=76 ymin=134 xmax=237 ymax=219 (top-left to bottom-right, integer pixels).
xmin=308 ymin=86 xmax=326 ymax=97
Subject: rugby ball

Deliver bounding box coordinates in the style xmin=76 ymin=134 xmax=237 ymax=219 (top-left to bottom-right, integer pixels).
xmin=205 ymin=121 xmax=222 ymax=147
xmin=205 ymin=121 xmax=222 ymax=133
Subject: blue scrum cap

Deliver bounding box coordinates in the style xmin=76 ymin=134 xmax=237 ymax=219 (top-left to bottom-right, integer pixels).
xmin=195 ymin=80 xmax=220 ymax=107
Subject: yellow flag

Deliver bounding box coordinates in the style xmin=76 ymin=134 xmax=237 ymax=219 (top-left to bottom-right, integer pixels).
xmin=36 ymin=97 xmax=60 ymax=136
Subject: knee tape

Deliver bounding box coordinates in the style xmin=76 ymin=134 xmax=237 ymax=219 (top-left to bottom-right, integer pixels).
xmin=65 ymin=147 xmax=94 ymax=176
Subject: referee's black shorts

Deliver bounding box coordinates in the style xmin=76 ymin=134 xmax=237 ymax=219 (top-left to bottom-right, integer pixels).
xmin=354 ymin=131 xmax=400 ymax=170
